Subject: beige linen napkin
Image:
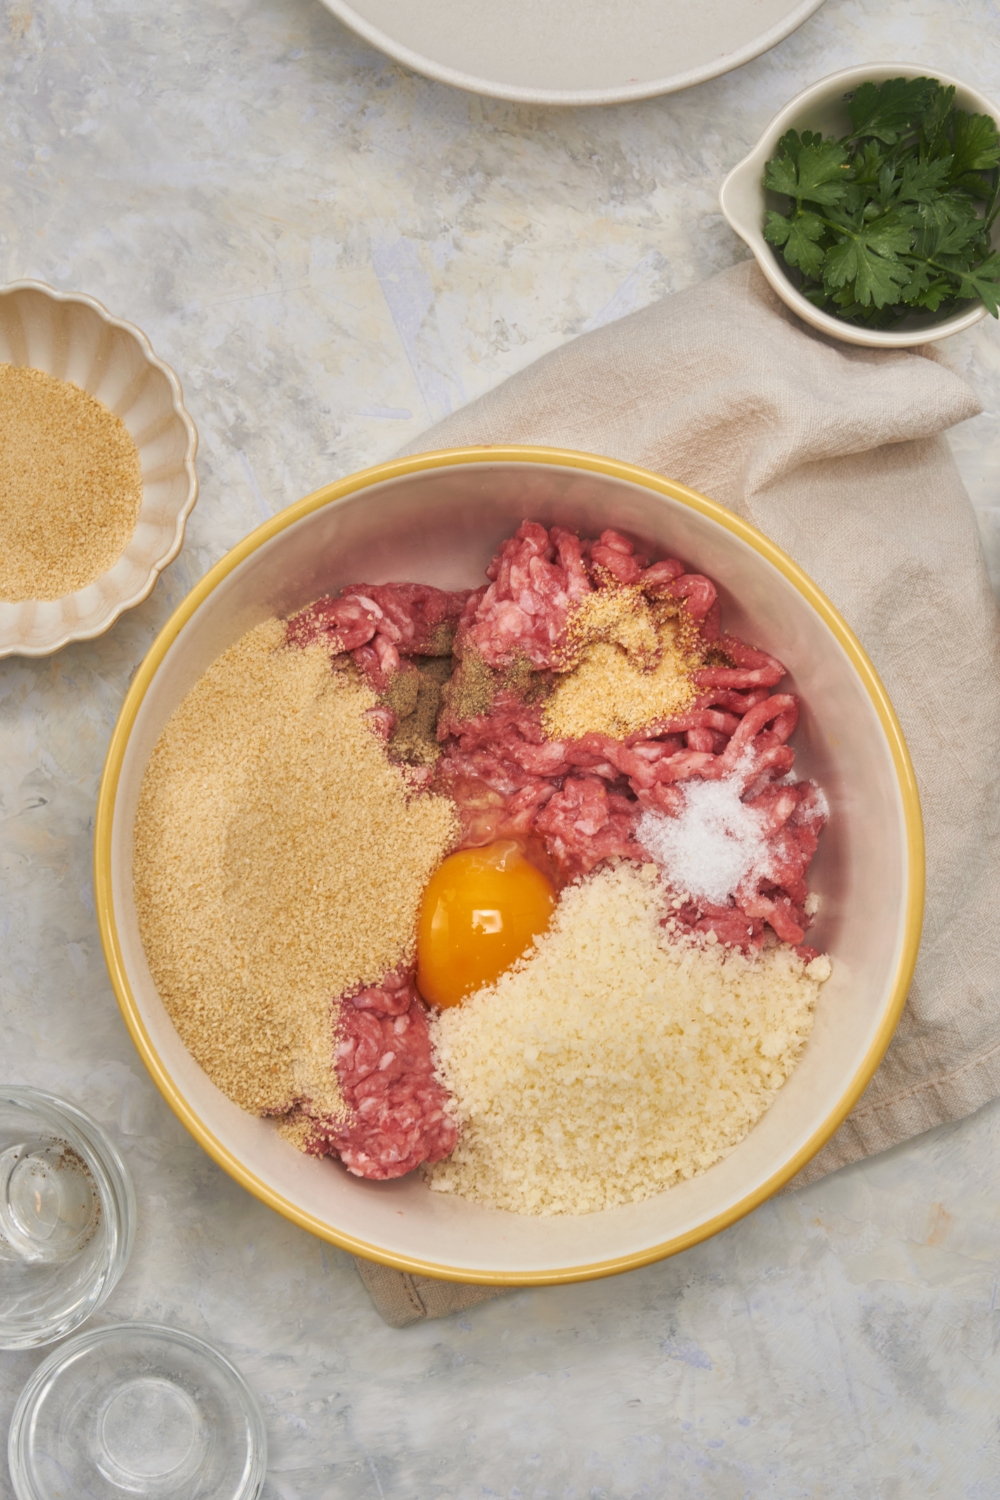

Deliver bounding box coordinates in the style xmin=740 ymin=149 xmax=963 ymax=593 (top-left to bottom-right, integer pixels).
xmin=355 ymin=260 xmax=1000 ymax=1327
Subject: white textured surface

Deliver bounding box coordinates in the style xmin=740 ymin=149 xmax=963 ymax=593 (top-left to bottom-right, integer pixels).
xmin=1 ymin=0 xmax=1000 ymax=1495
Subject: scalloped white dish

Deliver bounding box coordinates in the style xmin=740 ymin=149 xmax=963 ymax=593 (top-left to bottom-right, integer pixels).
xmin=0 ymin=281 xmax=198 ymax=658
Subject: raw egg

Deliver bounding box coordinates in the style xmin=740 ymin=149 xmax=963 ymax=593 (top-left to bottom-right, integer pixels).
xmin=416 ymin=841 xmax=556 ymax=1008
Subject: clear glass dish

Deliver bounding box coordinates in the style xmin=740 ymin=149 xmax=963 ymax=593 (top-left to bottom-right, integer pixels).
xmin=0 ymin=1087 xmax=135 ymax=1348
xmin=8 ymin=1323 xmax=268 ymax=1500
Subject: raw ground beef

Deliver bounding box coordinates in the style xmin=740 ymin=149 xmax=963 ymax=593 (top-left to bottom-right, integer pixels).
xmin=296 ymin=970 xmax=458 ymax=1180
xmin=287 ymin=580 xmax=471 ymax=692
xmin=433 ymin=522 xmax=827 ymax=953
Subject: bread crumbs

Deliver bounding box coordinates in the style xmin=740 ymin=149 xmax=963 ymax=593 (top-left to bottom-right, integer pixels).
xmin=133 ymin=618 xmax=457 ymax=1121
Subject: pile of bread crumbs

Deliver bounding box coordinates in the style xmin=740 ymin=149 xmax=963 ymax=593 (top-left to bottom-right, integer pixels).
xmin=133 ymin=619 xmax=456 ymax=1121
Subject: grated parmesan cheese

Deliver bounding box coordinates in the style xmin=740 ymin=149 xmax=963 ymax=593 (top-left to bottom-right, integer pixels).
xmin=428 ymin=862 xmax=830 ymax=1216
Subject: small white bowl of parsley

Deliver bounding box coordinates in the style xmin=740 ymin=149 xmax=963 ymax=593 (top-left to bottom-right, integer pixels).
xmin=719 ymin=65 xmax=1000 ymax=347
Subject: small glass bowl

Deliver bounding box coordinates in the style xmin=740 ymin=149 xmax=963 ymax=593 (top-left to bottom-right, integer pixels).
xmin=0 ymin=1087 xmax=135 ymax=1349
xmin=8 ymin=1323 xmax=268 ymax=1500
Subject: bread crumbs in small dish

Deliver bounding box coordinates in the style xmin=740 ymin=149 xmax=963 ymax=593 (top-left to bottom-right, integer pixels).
xmin=0 ymin=280 xmax=197 ymax=658
xmin=133 ymin=519 xmax=832 ymax=1217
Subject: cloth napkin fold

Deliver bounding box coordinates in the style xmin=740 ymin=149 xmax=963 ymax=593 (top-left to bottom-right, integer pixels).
xmin=355 ymin=260 xmax=1000 ymax=1327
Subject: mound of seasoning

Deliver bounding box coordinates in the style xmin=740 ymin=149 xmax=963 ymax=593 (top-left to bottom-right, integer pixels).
xmin=0 ymin=364 xmax=143 ymax=601
xmin=542 ymin=582 xmax=706 ymax=740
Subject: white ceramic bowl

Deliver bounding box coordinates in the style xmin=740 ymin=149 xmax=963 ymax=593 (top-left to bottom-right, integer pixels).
xmin=720 ymin=65 xmax=1000 ymax=349
xmin=95 ymin=447 xmax=923 ymax=1285
xmin=0 ymin=281 xmax=198 ymax=658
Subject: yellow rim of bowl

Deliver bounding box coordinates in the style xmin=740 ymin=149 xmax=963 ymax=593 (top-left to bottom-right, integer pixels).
xmin=94 ymin=445 xmax=925 ymax=1286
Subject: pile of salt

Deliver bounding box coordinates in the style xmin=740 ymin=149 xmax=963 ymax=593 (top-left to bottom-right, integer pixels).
xmin=637 ymin=775 xmax=774 ymax=906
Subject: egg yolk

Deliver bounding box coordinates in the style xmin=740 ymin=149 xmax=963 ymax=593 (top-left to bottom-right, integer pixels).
xmin=416 ymin=841 xmax=556 ymax=1008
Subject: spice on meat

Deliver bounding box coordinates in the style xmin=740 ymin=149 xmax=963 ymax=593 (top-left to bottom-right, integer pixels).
xmin=542 ymin=585 xmax=706 ymax=741
xmin=383 ymin=656 xmax=453 ymax=767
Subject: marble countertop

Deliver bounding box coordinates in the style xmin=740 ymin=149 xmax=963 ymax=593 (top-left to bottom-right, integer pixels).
xmin=3 ymin=0 xmax=1000 ymax=1494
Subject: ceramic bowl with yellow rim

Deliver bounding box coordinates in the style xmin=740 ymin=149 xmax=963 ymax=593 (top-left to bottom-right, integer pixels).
xmin=95 ymin=447 xmax=923 ymax=1285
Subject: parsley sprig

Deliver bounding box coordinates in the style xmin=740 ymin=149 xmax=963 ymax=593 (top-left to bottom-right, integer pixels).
xmin=763 ymin=77 xmax=1000 ymax=328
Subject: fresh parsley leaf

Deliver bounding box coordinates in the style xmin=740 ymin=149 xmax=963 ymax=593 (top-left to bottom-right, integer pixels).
xmin=896 ymin=263 xmax=954 ymax=310
xmin=823 ymin=214 xmax=913 ymax=307
xmin=950 ymin=110 xmax=1000 ymax=177
xmin=915 ymin=190 xmax=977 ymax=234
xmin=920 ymin=84 xmax=956 ymax=151
xmin=929 ymin=215 xmax=986 ymax=259
xmin=955 ymin=252 xmax=1000 ymax=316
xmin=913 ymin=279 xmax=953 ymax=312
xmin=795 ymin=141 xmax=851 ymax=205
xmin=856 ymin=212 xmax=913 ymax=258
xmin=844 ymin=142 xmax=886 ymax=213
xmin=773 ymin=128 xmax=824 ymax=167
xmin=847 ymin=77 xmax=937 ymax=143
xmin=896 ymin=156 xmax=953 ymax=204
xmin=826 ymin=285 xmax=902 ymax=328
xmin=897 ymin=262 xmax=932 ymax=302
xmin=764 ymin=209 xmax=827 ymax=278
xmin=876 ymin=160 xmax=897 ymax=206
xmin=764 ymin=137 xmax=849 ymax=206
xmin=763 ymin=151 xmax=798 ymax=199
xmin=850 ymin=141 xmax=884 ymax=185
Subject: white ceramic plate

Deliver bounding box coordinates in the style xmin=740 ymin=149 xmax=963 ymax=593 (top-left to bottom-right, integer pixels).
xmin=96 ymin=448 xmax=923 ymax=1286
xmin=320 ymin=0 xmax=826 ymax=106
